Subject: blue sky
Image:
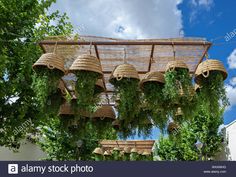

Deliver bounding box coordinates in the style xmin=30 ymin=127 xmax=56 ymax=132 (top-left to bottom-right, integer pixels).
xmin=49 ymin=0 xmax=236 ymax=138
xmin=179 ymin=0 xmax=236 ymax=124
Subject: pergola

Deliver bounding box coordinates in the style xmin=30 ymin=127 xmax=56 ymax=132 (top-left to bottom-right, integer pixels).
xmin=99 ymin=140 xmax=155 ymax=154
xmin=39 ymin=35 xmax=212 ymax=105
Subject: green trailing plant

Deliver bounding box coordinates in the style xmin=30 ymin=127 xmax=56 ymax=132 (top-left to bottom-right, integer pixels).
xmin=142 ymin=82 xmax=168 ymax=132
xmin=130 ymin=151 xmax=139 ymax=161
xmin=111 ymin=78 xmax=141 ymax=137
xmin=197 ymin=71 xmax=229 ymax=117
xmin=32 ymin=69 xmax=64 ymax=115
xmin=75 ymin=70 xmax=100 ymax=113
xmin=163 ymin=68 xmax=196 ymax=123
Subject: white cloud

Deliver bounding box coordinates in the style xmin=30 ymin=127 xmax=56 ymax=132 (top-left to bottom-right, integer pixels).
xmin=230 ymin=77 xmax=236 ymax=86
xmin=225 ymin=84 xmax=236 ymax=110
xmin=189 ymin=0 xmax=214 ymax=23
xmin=227 ymin=49 xmax=236 ymax=69
xmin=48 ymin=0 xmax=184 ymax=39
xmin=190 ymin=0 xmax=214 ymax=9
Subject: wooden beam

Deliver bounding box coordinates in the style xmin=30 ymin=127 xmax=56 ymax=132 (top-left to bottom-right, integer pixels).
xmin=39 ymin=40 xmax=212 ymax=46
xmin=148 ymin=44 xmax=155 ymax=72
xmin=94 ymin=44 xmax=100 ymax=59
xmin=193 ymin=43 xmax=212 ymax=75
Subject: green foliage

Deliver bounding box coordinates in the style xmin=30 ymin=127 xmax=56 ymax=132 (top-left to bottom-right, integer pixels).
xmin=155 ymin=104 xmax=224 ymax=161
xmin=75 ymin=71 xmax=100 ymax=113
xmin=197 ymin=72 xmax=229 ymax=117
xmin=112 ymin=78 xmax=142 ymax=137
xmin=113 ymin=78 xmax=141 ymax=122
xmin=38 ymin=116 xmax=117 ymax=160
xmin=163 ymin=68 xmax=196 ymax=123
xmin=142 ymin=82 xmax=168 ymax=132
xmin=32 ymin=69 xmax=63 ymax=116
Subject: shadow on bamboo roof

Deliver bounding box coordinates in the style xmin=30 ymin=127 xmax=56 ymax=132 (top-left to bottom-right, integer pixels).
xmin=39 ymin=35 xmax=211 ymax=105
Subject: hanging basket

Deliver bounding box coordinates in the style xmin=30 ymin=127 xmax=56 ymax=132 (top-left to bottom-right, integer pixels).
xmin=109 ymin=63 xmax=140 ymax=83
xmin=33 ymin=53 xmax=65 ymax=75
xmin=58 ymin=80 xmax=67 ymax=96
xmin=93 ymin=147 xmax=103 ymax=155
xmin=167 ymin=122 xmax=179 ymax=133
xmin=113 ymin=147 xmax=121 ymax=151
xmin=142 ymin=150 xmax=151 ymax=156
xmin=195 ymin=59 xmax=227 ymax=84
xmin=178 ymin=85 xmax=195 ymax=98
xmin=92 ymin=106 xmax=116 ymax=121
xmin=194 ymin=84 xmax=201 ymax=92
xmin=95 ymin=79 xmax=105 ymax=93
xmin=131 ymin=148 xmax=138 ymax=153
xmin=165 ymin=60 xmax=189 ymax=72
xmin=58 ymin=102 xmax=89 ymax=117
xmin=112 ymin=119 xmax=120 ymax=130
xmin=59 ymin=102 xmax=74 ymax=116
xmin=104 ymin=150 xmax=111 ymax=156
xmin=124 ymin=147 xmax=131 ymax=154
xmin=175 ymin=107 xmax=183 ymax=116
xmin=69 ymin=54 xmax=103 ymax=78
xmin=138 ymin=150 xmax=144 ymax=155
xmin=140 ymin=71 xmax=165 ymax=89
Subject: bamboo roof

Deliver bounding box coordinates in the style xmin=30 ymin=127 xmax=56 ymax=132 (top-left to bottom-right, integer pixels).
xmin=99 ymin=140 xmax=155 ymax=153
xmin=39 ymin=35 xmax=211 ymax=105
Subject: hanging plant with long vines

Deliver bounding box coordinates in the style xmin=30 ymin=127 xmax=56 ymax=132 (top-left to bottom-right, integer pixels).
xmin=69 ymin=54 xmax=103 ymax=114
xmin=163 ymin=62 xmax=196 ymax=123
xmin=195 ymin=59 xmax=229 ymax=117
xmin=110 ymin=63 xmax=143 ymax=138
xmin=140 ymin=72 xmax=168 ymax=132
xmin=32 ymin=52 xmax=65 ymax=117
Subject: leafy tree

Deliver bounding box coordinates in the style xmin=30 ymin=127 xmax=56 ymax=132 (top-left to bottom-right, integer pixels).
xmin=154 ymin=105 xmax=224 ymax=161
xmin=38 ymin=116 xmax=117 ymax=160
xmin=0 ymin=0 xmax=73 ymax=150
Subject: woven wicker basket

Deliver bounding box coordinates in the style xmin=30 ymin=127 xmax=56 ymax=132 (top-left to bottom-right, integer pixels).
xmin=113 ymin=147 xmax=121 ymax=151
xmin=142 ymin=150 xmax=151 ymax=156
xmin=194 ymin=84 xmax=201 ymax=92
xmin=109 ymin=63 xmax=140 ymax=82
xmin=93 ymin=147 xmax=103 ymax=155
xmin=58 ymin=80 xmax=67 ymax=96
xmin=95 ymin=79 xmax=105 ymax=92
xmin=167 ymin=122 xmax=179 ymax=133
xmin=179 ymin=86 xmax=195 ymax=97
xmin=92 ymin=106 xmax=116 ymax=121
xmin=69 ymin=54 xmax=103 ymax=78
xmin=131 ymin=148 xmax=138 ymax=153
xmin=58 ymin=102 xmax=89 ymax=117
xmin=195 ymin=59 xmax=227 ymax=84
xmin=138 ymin=149 xmax=144 ymax=155
xmin=33 ymin=53 xmax=65 ymax=74
xmin=165 ymin=60 xmax=189 ymax=72
xmin=140 ymin=71 xmax=165 ymax=89
xmin=175 ymin=107 xmax=183 ymax=116
xmin=104 ymin=150 xmax=111 ymax=156
xmin=124 ymin=147 xmax=131 ymax=153
xmin=112 ymin=120 xmax=120 ymax=130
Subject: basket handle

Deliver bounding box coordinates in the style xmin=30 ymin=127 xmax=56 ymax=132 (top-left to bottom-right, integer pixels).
xmin=168 ymin=63 xmax=175 ymax=72
xmin=116 ymin=74 xmax=124 ymax=81
xmin=47 ymin=63 xmax=55 ymax=70
xmin=60 ymin=88 xmax=67 ymax=96
xmin=201 ymin=60 xmax=209 ymax=78
xmin=202 ymin=69 xmax=209 ymax=78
